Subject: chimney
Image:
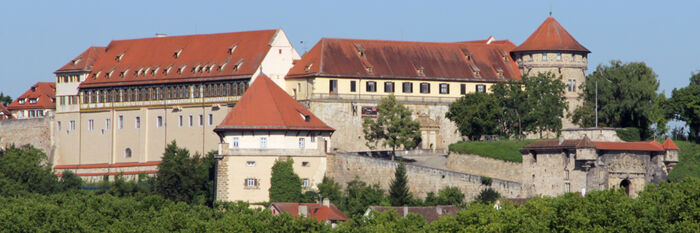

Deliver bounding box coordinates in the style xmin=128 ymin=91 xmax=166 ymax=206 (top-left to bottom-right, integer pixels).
xmin=322 ymin=198 xmax=330 ymax=207
xmin=298 ymin=205 xmax=308 ymax=217
xmin=155 ymin=33 xmax=168 ymax=38
xmin=403 ymin=205 xmax=408 ymax=217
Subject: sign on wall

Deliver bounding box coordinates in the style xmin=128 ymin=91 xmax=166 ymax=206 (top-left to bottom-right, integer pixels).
xmin=361 ymin=106 xmax=377 ymax=117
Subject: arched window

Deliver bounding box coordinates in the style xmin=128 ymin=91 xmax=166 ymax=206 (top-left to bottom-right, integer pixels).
xmin=124 ymin=147 xmax=132 ymax=158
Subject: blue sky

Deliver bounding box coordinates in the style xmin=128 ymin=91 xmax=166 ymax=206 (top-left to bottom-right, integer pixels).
xmin=0 ymin=0 xmax=698 ymax=98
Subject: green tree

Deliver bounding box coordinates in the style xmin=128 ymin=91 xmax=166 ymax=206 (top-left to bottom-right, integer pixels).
xmin=59 ymin=170 xmax=82 ymax=191
xmin=340 ymin=178 xmax=387 ymax=217
xmin=573 ymin=60 xmax=662 ymax=139
xmin=389 ymin=163 xmax=412 ymax=206
xmin=437 ymin=186 xmax=465 ymax=206
xmin=0 ymin=92 xmax=12 ymax=106
xmin=318 ymin=176 xmax=342 ymax=204
xmin=668 ymin=72 xmax=700 ymax=142
xmin=475 ymin=188 xmax=500 ymax=204
xmin=521 ymin=72 xmax=568 ymax=137
xmin=363 ymin=95 xmax=421 ymax=160
xmin=153 ymin=141 xmax=214 ymax=204
xmin=0 ymin=144 xmax=60 ymax=196
xmin=269 ymin=158 xmax=302 ymax=202
xmin=446 ymin=92 xmax=501 ymax=140
xmin=491 ymin=79 xmax=528 ymax=138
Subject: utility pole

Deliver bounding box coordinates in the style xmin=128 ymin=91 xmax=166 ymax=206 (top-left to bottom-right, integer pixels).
xmin=595 ymin=81 xmax=598 ymax=128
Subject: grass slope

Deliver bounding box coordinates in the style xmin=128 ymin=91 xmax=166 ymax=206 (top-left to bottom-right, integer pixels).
xmin=668 ymin=141 xmax=700 ymax=182
xmin=448 ymin=139 xmax=538 ymax=163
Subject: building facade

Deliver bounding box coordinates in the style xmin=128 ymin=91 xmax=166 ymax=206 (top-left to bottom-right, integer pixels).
xmin=520 ymin=128 xmax=679 ymax=198
xmin=6 ymin=82 xmax=56 ymax=119
xmin=214 ymin=75 xmax=334 ymax=203
xmin=52 ymin=30 xmax=300 ymax=180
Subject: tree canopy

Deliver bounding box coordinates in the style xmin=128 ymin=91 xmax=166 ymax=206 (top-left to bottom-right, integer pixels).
xmin=446 ymin=92 xmax=501 ymax=140
xmin=0 ymin=92 xmax=12 ymax=106
xmin=153 ymin=141 xmax=215 ymax=205
xmin=667 ymin=72 xmax=700 ymax=142
xmin=363 ymin=95 xmax=421 ymax=160
xmin=269 ymin=158 xmax=303 ymax=202
xmin=389 ymin=163 xmax=412 ymax=206
xmin=572 ymin=60 xmax=662 ymax=139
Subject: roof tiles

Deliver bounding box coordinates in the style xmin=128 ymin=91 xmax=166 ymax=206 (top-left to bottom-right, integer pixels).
xmin=287 ymin=38 xmax=521 ymax=82
xmin=79 ymin=30 xmax=278 ymax=88
xmin=215 ymin=74 xmax=334 ymax=132
xmin=512 ymin=17 xmax=590 ymax=53
xmin=0 ymin=103 xmax=12 ymax=119
xmin=663 ymin=138 xmax=680 ymax=150
xmin=367 ymin=205 xmax=458 ymax=223
xmin=270 ymin=202 xmax=348 ymax=222
xmin=6 ymin=82 xmax=56 ymax=110
xmin=521 ymin=138 xmax=673 ymax=153
xmin=56 ymin=46 xmax=106 ymax=73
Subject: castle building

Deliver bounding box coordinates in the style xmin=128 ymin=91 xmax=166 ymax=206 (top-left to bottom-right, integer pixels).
xmin=6 ymin=82 xmax=56 ymax=119
xmin=511 ymin=17 xmax=590 ymax=129
xmin=284 ymin=16 xmax=588 ymax=152
xmin=520 ymin=128 xmax=679 ymax=198
xmin=214 ymin=75 xmax=334 ymax=203
xmin=52 ymin=30 xmax=300 ymax=180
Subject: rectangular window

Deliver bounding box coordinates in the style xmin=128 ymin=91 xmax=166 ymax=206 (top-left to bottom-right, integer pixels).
xmin=568 ymin=80 xmax=573 ymax=92
xmin=57 ymin=121 xmax=62 ymax=131
xmin=476 ymin=85 xmax=486 ymax=93
xmin=233 ymin=137 xmax=239 ymax=148
xmin=157 ymin=116 xmax=163 ymax=128
xmin=460 ymin=84 xmax=466 ymax=94
xmin=118 ymin=115 xmax=124 ymax=129
xmin=88 ymin=119 xmax=94 ymax=131
xmin=350 ymin=81 xmax=356 ymax=92
xmin=384 ymin=82 xmax=394 ymax=93
xmin=310 ymin=134 xmax=316 ymax=143
xmin=329 ymin=80 xmax=338 ymax=95
xmin=199 ymin=114 xmax=203 ymax=127
xmin=245 ymin=178 xmax=258 ymax=188
xmin=565 ymin=183 xmax=570 ymax=193
xmin=246 ymin=161 xmax=255 ymax=167
xmin=402 ymin=82 xmax=413 ymax=93
xmin=135 ymin=116 xmax=141 ymax=129
xmin=573 ymin=80 xmax=577 ymax=92
xmin=302 ymin=178 xmax=310 ymax=188
xmin=189 ymin=115 xmax=193 ymax=127
xmin=420 ymin=83 xmax=430 ymax=93
xmin=302 ymin=161 xmax=310 ymax=167
xmin=542 ymin=52 xmax=547 ymax=61
xmin=260 ymin=137 xmax=267 ymax=148
xmin=565 ymin=170 xmax=569 ymax=180
xmin=299 ymin=138 xmax=305 ymax=149
xmin=69 ymin=120 xmax=76 ymax=131
xmin=366 ymin=81 xmax=377 ymax=92
xmin=178 ymin=115 xmax=183 ymax=127
xmin=439 ymin=83 xmax=449 ymax=94
xmin=208 ymin=114 xmax=213 ymax=126
xmin=557 ymin=53 xmax=562 ymax=61
xmin=106 ymin=118 xmax=111 ymax=130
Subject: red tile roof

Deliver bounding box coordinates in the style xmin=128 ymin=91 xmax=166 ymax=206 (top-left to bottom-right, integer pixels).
xmin=286 ymin=38 xmax=521 ymax=82
xmin=0 ymin=103 xmax=12 ymax=119
xmin=512 ymin=17 xmax=590 ymax=53
xmin=55 ymin=46 xmax=106 ymax=73
xmin=270 ymin=202 xmax=348 ymax=222
xmin=215 ymin=74 xmax=334 ymax=132
xmin=592 ymin=141 xmax=664 ymax=152
xmin=79 ymin=30 xmax=278 ymax=88
xmin=6 ymin=82 xmax=56 ymax=110
xmin=662 ymin=138 xmax=680 ymax=150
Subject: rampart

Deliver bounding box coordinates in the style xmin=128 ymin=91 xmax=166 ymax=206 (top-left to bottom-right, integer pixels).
xmin=0 ymin=117 xmax=54 ymax=159
xmin=446 ymin=153 xmax=523 ymax=183
xmin=326 ymin=153 xmax=523 ymax=201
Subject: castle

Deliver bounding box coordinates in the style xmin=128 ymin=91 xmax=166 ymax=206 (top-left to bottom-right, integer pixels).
xmin=2 ymin=16 xmax=676 ymax=201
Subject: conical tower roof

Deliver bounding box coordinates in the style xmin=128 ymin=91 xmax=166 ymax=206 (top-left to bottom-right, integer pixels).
xmin=513 ymin=17 xmax=590 ymax=53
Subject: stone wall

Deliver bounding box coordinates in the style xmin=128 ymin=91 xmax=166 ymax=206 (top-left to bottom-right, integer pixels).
xmin=308 ymin=100 xmax=460 ymax=152
xmin=446 ymin=153 xmax=522 ymax=183
xmin=326 ymin=153 xmax=523 ymax=201
xmin=0 ymin=117 xmax=54 ymax=159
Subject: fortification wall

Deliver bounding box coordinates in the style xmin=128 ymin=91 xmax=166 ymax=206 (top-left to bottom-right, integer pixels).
xmin=326 ymin=153 xmax=523 ymax=201
xmin=308 ymin=100 xmax=460 ymax=152
xmin=446 ymin=153 xmax=522 ymax=183
xmin=0 ymin=117 xmax=54 ymax=159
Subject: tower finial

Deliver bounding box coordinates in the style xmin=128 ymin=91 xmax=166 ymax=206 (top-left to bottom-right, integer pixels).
xmin=549 ymin=4 xmax=552 ymax=16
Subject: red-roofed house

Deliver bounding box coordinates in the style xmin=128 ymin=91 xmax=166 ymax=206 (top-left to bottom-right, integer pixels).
xmin=52 ymin=30 xmax=301 ymax=181
xmin=0 ymin=103 xmax=11 ymax=120
xmin=214 ymin=74 xmax=334 ymax=203
xmin=284 ymin=16 xmax=590 ymax=152
xmin=6 ymin=82 xmax=56 ymax=119
xmin=270 ymin=200 xmax=348 ymax=227
xmin=520 ymin=128 xmax=679 ymax=198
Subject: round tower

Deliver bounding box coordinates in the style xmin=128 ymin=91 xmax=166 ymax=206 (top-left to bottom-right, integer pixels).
xmin=511 ymin=16 xmax=590 ymax=129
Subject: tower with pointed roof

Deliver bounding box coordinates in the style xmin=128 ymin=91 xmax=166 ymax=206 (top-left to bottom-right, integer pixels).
xmin=511 ymin=16 xmax=590 ymax=129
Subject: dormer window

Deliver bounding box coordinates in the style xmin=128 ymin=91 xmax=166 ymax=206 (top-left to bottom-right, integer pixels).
xmin=354 ymin=43 xmax=365 ymax=57
xmin=18 ymin=98 xmax=26 ymax=104
xmin=192 ymin=64 xmax=200 ymax=73
xmin=496 ymin=68 xmax=504 ymax=78
xmin=94 ymin=72 xmax=101 ymax=79
xmin=31 ymin=87 xmax=36 ymax=92
xmin=120 ymin=69 xmax=129 ymax=78
xmin=305 ymin=63 xmax=313 ymax=72
xmin=228 ymin=44 xmax=237 ymax=55
xmin=365 ymin=66 xmax=373 ymax=73
xmin=218 ymin=63 xmax=227 ymax=71
xmin=471 ymin=64 xmax=481 ymax=77
xmin=115 ymin=53 xmax=124 ymax=62
xmin=29 ymin=98 xmax=37 ymax=104
xmin=151 ymin=67 xmax=159 ymax=76
xmin=465 ymin=54 xmax=472 ymax=61
xmin=106 ymin=71 xmax=113 ymax=79
xmin=177 ymin=65 xmax=186 ymax=74
xmin=501 ymin=51 xmax=510 ymax=62
xmin=163 ymin=66 xmax=171 ymax=75
xmin=174 ymin=49 xmax=182 ymax=58
xmin=72 ymin=58 xmax=80 ymax=65
xmin=416 ymin=66 xmax=424 ymax=76
xmin=233 ymin=59 xmax=244 ymax=71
